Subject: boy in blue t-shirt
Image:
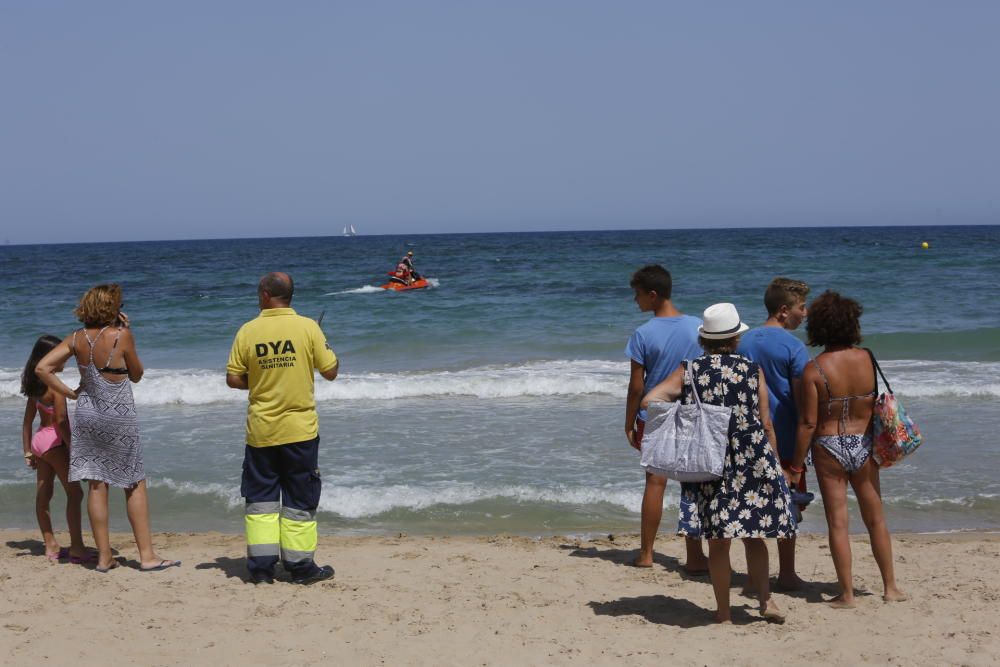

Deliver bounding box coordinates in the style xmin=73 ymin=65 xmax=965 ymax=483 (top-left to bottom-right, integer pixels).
xmin=737 ymin=277 xmax=810 ymax=589
xmin=625 ymin=265 xmax=707 ymax=572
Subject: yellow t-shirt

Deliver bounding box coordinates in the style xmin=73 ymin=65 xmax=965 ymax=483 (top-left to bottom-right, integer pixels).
xmin=226 ymin=307 xmax=338 ymax=447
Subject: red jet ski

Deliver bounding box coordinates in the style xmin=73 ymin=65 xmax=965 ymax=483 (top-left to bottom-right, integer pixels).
xmin=380 ymin=273 xmax=430 ymax=291
xmin=381 ymin=278 xmax=429 ymax=291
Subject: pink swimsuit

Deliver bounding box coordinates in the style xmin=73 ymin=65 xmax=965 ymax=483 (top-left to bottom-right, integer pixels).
xmin=30 ymin=402 xmax=64 ymax=457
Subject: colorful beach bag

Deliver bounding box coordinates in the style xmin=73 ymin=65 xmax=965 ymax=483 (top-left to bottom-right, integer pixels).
xmin=866 ymin=349 xmax=923 ymax=467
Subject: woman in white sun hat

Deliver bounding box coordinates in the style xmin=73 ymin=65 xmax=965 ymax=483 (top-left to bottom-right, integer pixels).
xmin=643 ymin=302 xmax=796 ymax=624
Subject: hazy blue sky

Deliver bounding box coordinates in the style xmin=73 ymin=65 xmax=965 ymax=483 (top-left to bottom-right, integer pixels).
xmin=2 ymin=2 xmax=998 ymax=243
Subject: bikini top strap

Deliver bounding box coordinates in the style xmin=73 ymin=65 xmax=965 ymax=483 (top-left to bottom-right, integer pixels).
xmin=84 ymin=326 xmax=110 ymax=365
xmin=812 ymin=358 xmax=835 ymax=404
xmin=864 ymin=347 xmax=891 ymax=395
xmin=105 ymin=328 xmax=122 ymax=368
xmin=815 ymin=356 xmax=854 ymax=434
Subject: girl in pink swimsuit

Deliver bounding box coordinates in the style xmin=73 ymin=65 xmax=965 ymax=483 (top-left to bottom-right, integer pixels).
xmin=20 ymin=335 xmax=92 ymax=563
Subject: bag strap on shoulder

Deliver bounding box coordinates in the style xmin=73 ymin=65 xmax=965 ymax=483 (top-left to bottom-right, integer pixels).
xmin=864 ymin=347 xmax=893 ymax=395
xmin=684 ymin=360 xmax=702 ymax=407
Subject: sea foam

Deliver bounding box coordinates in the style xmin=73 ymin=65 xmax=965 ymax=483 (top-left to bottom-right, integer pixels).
xmin=323 ymin=278 xmax=440 ymax=296
xmin=101 ymin=478 xmax=1000 ymax=518
xmin=145 ymin=479 xmax=646 ymax=517
xmin=1 ymin=359 xmax=997 ymax=406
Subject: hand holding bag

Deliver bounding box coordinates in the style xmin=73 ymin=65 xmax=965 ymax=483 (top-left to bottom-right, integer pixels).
xmin=640 ymin=362 xmax=732 ymax=482
xmin=866 ymin=349 xmax=924 ymax=467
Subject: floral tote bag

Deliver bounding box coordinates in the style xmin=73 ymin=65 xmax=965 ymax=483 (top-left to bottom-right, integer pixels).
xmin=866 ymin=349 xmax=924 ymax=467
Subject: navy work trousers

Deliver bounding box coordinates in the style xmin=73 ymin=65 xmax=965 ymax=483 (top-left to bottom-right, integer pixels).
xmin=241 ymin=436 xmax=322 ymax=579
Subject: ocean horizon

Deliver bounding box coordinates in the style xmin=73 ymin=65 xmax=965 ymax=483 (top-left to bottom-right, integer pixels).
xmin=6 ymin=221 xmax=999 ymax=248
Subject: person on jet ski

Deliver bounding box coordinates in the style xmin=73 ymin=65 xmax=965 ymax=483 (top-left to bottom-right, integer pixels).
xmin=400 ymin=251 xmax=421 ymax=281
xmin=389 ymin=252 xmax=415 ymax=286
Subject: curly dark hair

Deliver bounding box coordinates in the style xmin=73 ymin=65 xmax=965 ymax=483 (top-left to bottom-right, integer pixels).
xmin=806 ymin=290 xmax=863 ymax=347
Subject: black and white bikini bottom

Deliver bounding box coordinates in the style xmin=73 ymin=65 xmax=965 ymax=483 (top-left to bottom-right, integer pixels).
xmin=814 ymin=433 xmax=872 ymax=473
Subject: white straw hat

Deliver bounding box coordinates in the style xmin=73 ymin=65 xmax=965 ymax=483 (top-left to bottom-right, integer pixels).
xmin=698 ymin=303 xmax=750 ymax=339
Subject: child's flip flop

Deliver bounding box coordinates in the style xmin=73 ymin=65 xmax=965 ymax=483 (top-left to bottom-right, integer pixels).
xmin=140 ymin=560 xmax=181 ymax=572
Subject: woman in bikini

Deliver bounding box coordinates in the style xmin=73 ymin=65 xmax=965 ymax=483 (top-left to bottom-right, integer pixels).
xmin=788 ymin=290 xmax=905 ymax=607
xmin=35 ymin=284 xmax=179 ymax=573
xmin=20 ymin=335 xmax=91 ymax=564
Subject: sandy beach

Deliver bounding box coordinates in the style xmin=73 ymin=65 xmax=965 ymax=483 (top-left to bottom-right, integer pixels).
xmin=1 ymin=530 xmax=997 ymax=666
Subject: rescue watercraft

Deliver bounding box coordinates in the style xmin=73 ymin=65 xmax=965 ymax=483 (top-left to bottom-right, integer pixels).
xmin=380 ymin=275 xmax=430 ymax=291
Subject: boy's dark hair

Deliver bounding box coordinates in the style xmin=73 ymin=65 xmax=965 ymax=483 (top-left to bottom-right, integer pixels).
xmin=764 ymin=277 xmax=810 ymax=316
xmin=806 ymin=291 xmax=863 ymax=347
xmin=21 ymin=335 xmax=62 ymax=398
xmin=629 ymin=265 xmax=672 ymax=299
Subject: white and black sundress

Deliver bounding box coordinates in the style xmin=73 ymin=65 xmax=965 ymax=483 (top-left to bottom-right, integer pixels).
xmin=68 ymin=327 xmax=144 ymax=488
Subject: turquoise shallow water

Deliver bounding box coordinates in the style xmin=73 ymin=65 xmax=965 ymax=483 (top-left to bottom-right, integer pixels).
xmin=0 ymin=225 xmax=997 ymax=535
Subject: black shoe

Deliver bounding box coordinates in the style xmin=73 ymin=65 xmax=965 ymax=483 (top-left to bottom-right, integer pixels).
xmin=250 ymin=571 xmax=275 ymax=585
xmin=292 ymin=565 xmax=335 ymax=585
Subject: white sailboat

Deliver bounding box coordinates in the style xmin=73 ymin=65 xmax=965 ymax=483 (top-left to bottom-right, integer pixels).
xmin=342 ymin=224 xmax=357 ymax=237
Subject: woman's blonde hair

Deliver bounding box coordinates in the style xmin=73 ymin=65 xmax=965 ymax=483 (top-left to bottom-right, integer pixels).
xmin=74 ymin=284 xmax=122 ymax=327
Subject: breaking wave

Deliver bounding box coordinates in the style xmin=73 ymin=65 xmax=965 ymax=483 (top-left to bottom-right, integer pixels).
xmin=1 ymin=359 xmax=996 ymax=406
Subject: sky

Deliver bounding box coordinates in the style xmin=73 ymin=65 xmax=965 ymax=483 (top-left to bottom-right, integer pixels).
xmin=1 ymin=1 xmax=998 ymax=243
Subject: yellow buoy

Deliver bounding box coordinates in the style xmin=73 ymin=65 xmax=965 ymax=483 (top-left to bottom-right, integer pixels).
xmin=921 ymin=241 xmax=929 ymax=249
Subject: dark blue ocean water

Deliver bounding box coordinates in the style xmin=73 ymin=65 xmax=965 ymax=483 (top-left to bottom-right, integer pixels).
xmin=1 ymin=225 xmax=998 ymax=535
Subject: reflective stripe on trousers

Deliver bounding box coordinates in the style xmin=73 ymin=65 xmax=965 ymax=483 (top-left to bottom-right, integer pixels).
xmin=280 ymin=506 xmax=317 ymax=563
xmin=245 ymin=501 xmax=280 ymax=559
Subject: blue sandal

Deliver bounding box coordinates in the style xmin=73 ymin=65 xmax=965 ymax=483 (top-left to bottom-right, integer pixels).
xmin=140 ymin=560 xmax=181 ymax=572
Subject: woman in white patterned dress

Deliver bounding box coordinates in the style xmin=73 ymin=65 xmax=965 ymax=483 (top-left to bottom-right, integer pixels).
xmin=36 ymin=284 xmax=178 ymax=573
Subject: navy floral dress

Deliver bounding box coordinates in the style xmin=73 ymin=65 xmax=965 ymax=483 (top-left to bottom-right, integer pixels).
xmin=676 ymin=354 xmax=796 ymax=539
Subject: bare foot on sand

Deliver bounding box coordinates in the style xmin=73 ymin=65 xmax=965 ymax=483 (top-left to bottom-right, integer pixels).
xmin=883 ymin=588 xmax=908 ymax=602
xmin=827 ymin=594 xmax=856 ymax=609
xmin=45 ymin=546 xmax=68 ymax=562
xmin=714 ymin=611 xmax=732 ymax=624
xmin=761 ymin=599 xmax=786 ymax=624
xmin=95 ymin=558 xmax=121 ymax=573
xmin=629 ymin=556 xmax=653 ymax=568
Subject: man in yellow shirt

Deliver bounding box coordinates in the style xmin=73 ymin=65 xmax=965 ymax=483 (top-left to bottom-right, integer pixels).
xmin=226 ymin=272 xmax=339 ymax=585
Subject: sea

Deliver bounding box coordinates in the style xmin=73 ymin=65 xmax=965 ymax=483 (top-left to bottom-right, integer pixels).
xmin=1 ymin=225 xmax=998 ymax=537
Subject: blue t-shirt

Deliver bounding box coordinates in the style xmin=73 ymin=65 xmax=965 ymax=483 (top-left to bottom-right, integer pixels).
xmin=737 ymin=327 xmax=810 ymax=460
xmin=625 ymin=315 xmax=702 ymax=422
